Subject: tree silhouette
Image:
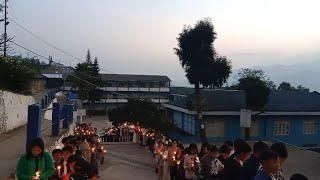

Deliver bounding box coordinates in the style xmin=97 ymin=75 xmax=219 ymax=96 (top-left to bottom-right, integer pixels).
xmin=174 ymin=18 xmax=231 ymax=143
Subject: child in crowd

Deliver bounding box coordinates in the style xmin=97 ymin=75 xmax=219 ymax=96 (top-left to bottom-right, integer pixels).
xmin=270 ymin=143 xmax=288 ymax=180
xmin=224 ymin=141 xmax=252 ymax=180
xmin=199 ymin=143 xmax=209 ymax=159
xmin=61 ymin=146 xmax=74 ymax=177
xmin=200 ymin=145 xmax=224 ymax=180
xmin=183 ymin=143 xmax=199 ymax=180
xmin=224 ymin=140 xmax=234 ymax=157
xmin=243 ymin=141 xmax=269 ymax=180
xmin=17 ymin=138 xmax=55 ymax=180
xmin=218 ymin=144 xmax=231 ymax=165
xmin=254 ymin=150 xmax=280 ymax=180
xmin=51 ymin=149 xmax=64 ymax=180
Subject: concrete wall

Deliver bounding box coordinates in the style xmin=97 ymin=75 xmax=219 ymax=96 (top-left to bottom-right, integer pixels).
xmin=0 ymin=90 xmax=35 ymax=133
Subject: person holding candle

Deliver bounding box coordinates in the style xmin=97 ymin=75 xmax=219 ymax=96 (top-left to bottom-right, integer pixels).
xmin=183 ymin=143 xmax=199 ymax=180
xmin=62 ymin=155 xmax=79 ymax=180
xmin=61 ymin=146 xmax=73 ymax=177
xmin=168 ymin=141 xmax=178 ymax=180
xmin=200 ymin=145 xmax=224 ymax=180
xmin=77 ymin=136 xmax=91 ymax=163
xmin=17 ymin=138 xmax=55 ymax=180
xmin=51 ymin=149 xmax=64 ymax=180
xmin=154 ymin=140 xmax=164 ymax=173
xmin=162 ymin=142 xmax=170 ymax=180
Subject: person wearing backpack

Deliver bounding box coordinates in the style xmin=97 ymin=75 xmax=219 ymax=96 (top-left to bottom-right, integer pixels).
xmin=17 ymin=138 xmax=55 ymax=180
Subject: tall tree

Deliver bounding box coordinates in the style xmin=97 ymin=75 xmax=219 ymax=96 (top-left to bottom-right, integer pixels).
xmin=86 ymin=49 xmax=92 ymax=63
xmin=174 ymin=18 xmax=232 ymax=143
xmin=70 ymin=50 xmax=103 ymax=113
xmin=278 ymin=81 xmax=294 ymax=91
xmin=237 ymin=68 xmax=276 ymax=90
xmin=234 ymin=68 xmax=271 ymax=140
xmin=296 ymin=85 xmax=310 ymax=92
xmin=278 ymin=81 xmax=310 ymax=92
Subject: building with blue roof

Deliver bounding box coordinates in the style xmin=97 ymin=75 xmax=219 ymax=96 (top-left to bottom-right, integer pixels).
xmin=164 ymin=88 xmax=320 ymax=147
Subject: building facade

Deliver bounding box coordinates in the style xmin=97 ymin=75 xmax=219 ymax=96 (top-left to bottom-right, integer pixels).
xmin=164 ymin=90 xmax=320 ymax=147
xmin=81 ymin=74 xmax=171 ymax=110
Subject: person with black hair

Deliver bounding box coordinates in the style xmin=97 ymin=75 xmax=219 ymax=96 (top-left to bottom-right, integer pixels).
xmin=223 ymin=141 xmax=252 ymax=180
xmin=218 ymin=144 xmax=231 ymax=165
xmin=61 ymin=137 xmax=69 ymax=147
xmin=62 ymin=155 xmax=80 ymax=180
xmin=17 ymin=138 xmax=55 ymax=180
xmin=242 ymin=141 xmax=269 ymax=180
xmin=183 ymin=143 xmax=199 ymax=180
xmin=51 ymin=149 xmax=64 ymax=180
xmin=68 ymin=139 xmax=78 ymax=154
xmin=62 ymin=146 xmax=74 ymax=177
xmin=254 ymin=150 xmax=280 ymax=180
xmin=270 ymin=143 xmax=288 ymax=180
xmin=200 ymin=145 xmax=224 ymax=180
xmin=224 ymin=140 xmax=234 ymax=156
xmin=199 ymin=143 xmax=209 ymax=159
xmin=290 ymin=174 xmax=309 ymax=180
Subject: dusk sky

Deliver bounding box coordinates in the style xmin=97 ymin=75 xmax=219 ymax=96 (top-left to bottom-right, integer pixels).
xmin=6 ymin=0 xmax=320 ymax=84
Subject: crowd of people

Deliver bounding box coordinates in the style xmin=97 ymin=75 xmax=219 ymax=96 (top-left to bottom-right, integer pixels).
xmin=16 ymin=123 xmax=105 ymax=180
xmin=15 ymin=120 xmax=310 ymax=180
xmin=151 ymin=139 xmax=309 ymax=180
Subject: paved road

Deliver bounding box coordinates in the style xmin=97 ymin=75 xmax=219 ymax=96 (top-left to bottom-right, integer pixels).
xmin=83 ymin=115 xmax=157 ymax=180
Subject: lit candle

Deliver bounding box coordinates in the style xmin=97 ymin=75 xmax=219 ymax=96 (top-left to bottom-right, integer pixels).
xmin=57 ymin=166 xmax=61 ymax=177
xmin=163 ymin=155 xmax=167 ymax=160
xmin=177 ymin=160 xmax=180 ymax=165
xmin=92 ymin=148 xmax=95 ymax=152
xmin=195 ymin=156 xmax=200 ymax=163
xmin=35 ymin=171 xmax=40 ymax=179
xmin=103 ymin=150 xmax=107 ymax=153
xmin=172 ymin=156 xmax=176 ymax=162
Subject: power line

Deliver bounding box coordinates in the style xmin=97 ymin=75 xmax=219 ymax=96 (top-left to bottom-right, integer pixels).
xmin=8 ymin=1 xmax=41 ymax=57
xmin=11 ymin=41 xmax=52 ymax=61
xmin=8 ymin=17 xmax=113 ymax=73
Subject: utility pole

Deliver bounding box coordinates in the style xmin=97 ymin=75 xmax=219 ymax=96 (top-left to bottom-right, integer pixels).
xmin=3 ymin=0 xmax=8 ymax=57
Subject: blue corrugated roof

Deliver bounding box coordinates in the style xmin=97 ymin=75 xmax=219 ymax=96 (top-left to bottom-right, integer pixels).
xmin=167 ymin=90 xmax=320 ymax=112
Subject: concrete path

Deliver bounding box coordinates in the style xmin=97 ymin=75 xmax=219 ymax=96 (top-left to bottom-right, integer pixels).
xmin=99 ymin=144 xmax=157 ymax=180
xmin=83 ymin=115 xmax=157 ymax=180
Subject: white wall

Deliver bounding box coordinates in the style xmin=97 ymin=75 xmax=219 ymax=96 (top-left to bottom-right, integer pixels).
xmin=0 ymin=90 xmax=35 ymax=133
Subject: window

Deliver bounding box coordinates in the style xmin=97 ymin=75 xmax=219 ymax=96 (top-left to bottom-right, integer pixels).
xmin=206 ymin=117 xmax=224 ymax=137
xmin=274 ymin=120 xmax=290 ymax=135
xmin=303 ymin=120 xmax=318 ymax=134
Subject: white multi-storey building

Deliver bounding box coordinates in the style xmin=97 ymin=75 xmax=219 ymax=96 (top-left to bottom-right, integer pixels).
xmin=78 ymin=74 xmax=171 ymax=110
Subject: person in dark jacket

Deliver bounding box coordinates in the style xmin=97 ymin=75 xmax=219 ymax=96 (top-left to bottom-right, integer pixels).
xmin=242 ymin=141 xmax=269 ymax=180
xmin=254 ymin=150 xmax=279 ymax=180
xmin=218 ymin=144 xmax=231 ymax=165
xmin=223 ymin=141 xmax=252 ymax=180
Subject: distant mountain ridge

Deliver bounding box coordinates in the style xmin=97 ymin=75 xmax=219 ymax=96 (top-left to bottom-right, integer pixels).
xmin=173 ymin=58 xmax=320 ymax=91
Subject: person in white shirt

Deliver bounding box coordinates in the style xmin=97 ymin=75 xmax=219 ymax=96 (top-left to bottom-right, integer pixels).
xmin=183 ymin=143 xmax=199 ymax=180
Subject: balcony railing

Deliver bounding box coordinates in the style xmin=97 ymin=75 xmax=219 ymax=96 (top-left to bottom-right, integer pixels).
xmin=98 ymin=87 xmax=170 ymax=92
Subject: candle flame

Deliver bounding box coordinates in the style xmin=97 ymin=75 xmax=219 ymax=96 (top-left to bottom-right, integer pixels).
xmin=36 ymin=171 xmax=40 ymax=177
xmin=57 ymin=166 xmax=61 ymax=170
